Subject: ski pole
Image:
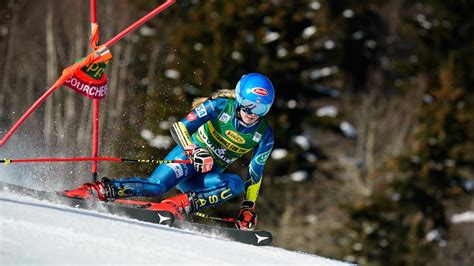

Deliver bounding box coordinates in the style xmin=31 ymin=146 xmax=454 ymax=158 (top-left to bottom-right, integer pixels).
xmin=192 ymin=212 xmax=237 ymax=223
xmin=1 ymin=157 xmax=191 ymax=165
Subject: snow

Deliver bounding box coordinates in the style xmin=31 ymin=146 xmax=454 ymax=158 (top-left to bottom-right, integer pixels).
xmin=290 ymin=171 xmax=309 ymax=182
xmin=302 ymin=26 xmax=317 ymax=39
xmin=340 ymin=121 xmax=357 ymax=138
xmin=309 ymin=1 xmax=321 ymax=11
xmin=293 ymin=135 xmax=311 ymax=150
xmin=451 ymin=211 xmax=474 ymax=224
xmin=263 ymin=31 xmax=280 ymax=44
xmin=277 ymin=47 xmax=288 ymax=58
xmin=310 ymin=67 xmax=338 ymax=80
xmin=271 ymin=148 xmax=288 ymax=160
xmin=342 ymin=10 xmax=354 ymax=18
xmin=324 ymin=40 xmax=336 ymax=50
xmin=141 ymin=128 xmax=174 ymax=149
xmin=316 ymin=106 xmax=338 ymax=117
xmin=139 ymin=26 xmax=156 ymax=37
xmin=0 ymin=191 xmax=352 ymax=265
xmin=295 ymin=45 xmax=309 ymax=54
xmin=164 ymin=69 xmax=181 ymax=79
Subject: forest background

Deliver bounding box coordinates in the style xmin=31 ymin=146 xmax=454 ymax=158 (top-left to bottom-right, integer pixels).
xmin=0 ymin=1 xmax=472 ymax=265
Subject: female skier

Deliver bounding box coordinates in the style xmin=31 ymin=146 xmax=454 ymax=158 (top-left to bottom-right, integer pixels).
xmin=65 ymin=73 xmax=275 ymax=230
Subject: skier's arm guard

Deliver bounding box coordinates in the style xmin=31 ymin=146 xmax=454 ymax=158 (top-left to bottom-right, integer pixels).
xmin=244 ymin=172 xmax=263 ymax=202
xmin=171 ymin=121 xmax=194 ymax=149
xmin=244 ymin=127 xmax=274 ymax=203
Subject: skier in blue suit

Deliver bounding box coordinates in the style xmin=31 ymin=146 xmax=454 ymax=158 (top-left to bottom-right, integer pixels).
xmin=66 ymin=73 xmax=275 ymax=230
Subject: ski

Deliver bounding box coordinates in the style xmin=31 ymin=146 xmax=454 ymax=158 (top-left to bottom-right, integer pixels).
xmin=0 ymin=181 xmax=273 ymax=246
xmin=0 ymin=181 xmax=175 ymax=226
xmin=173 ymin=219 xmax=273 ymax=246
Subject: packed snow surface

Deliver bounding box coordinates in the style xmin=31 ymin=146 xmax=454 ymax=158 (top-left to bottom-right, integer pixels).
xmin=1 ymin=190 xmax=351 ymax=265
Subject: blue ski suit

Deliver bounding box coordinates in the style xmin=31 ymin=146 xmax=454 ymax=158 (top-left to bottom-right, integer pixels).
xmin=111 ymin=98 xmax=274 ymax=209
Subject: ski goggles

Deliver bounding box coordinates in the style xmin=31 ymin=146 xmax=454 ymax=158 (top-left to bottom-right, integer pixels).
xmin=239 ymin=99 xmax=271 ymax=116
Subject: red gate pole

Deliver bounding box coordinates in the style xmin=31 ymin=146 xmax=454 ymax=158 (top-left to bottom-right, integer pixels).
xmin=90 ymin=0 xmax=99 ymax=182
xmin=90 ymin=0 xmax=97 ymax=25
xmin=90 ymin=0 xmax=176 ymax=180
xmin=104 ymin=0 xmax=175 ymax=48
xmin=0 ymin=86 xmax=59 ymax=147
xmin=92 ymin=99 xmax=99 ymax=181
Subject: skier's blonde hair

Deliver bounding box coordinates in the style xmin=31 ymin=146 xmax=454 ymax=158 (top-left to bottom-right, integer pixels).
xmin=191 ymin=89 xmax=235 ymax=110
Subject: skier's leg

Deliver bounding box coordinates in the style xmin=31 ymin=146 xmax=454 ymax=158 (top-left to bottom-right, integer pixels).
xmin=111 ymin=145 xmax=196 ymax=197
xmin=64 ymin=145 xmax=195 ymax=200
xmin=175 ymin=171 xmax=244 ymax=210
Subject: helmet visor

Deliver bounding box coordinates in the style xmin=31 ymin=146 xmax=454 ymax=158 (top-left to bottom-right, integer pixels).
xmin=239 ymin=99 xmax=271 ymax=116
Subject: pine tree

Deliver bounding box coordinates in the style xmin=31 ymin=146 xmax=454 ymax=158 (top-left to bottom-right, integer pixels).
xmin=340 ymin=0 xmax=474 ymax=264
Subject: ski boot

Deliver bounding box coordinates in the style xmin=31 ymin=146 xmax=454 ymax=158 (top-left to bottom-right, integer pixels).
xmin=63 ymin=177 xmax=119 ymax=201
xmin=160 ymin=192 xmax=200 ymax=219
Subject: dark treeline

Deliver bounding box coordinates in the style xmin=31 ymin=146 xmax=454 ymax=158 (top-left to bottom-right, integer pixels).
xmin=0 ymin=1 xmax=472 ymax=265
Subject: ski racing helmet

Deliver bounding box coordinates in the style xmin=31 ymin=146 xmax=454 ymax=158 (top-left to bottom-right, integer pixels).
xmin=235 ymin=73 xmax=275 ymax=117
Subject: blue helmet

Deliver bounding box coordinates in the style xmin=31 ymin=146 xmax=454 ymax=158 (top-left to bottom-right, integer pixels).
xmin=235 ymin=73 xmax=275 ymax=116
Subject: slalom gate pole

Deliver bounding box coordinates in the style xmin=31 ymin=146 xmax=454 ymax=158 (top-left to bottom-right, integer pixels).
xmin=90 ymin=0 xmax=97 ymax=25
xmin=90 ymin=0 xmax=99 ymax=182
xmin=0 ymin=86 xmax=59 ymax=147
xmin=92 ymin=99 xmax=100 ymax=181
xmin=0 ymin=157 xmax=191 ymax=165
xmin=192 ymin=212 xmax=237 ymax=223
xmin=104 ymin=0 xmax=175 ymax=48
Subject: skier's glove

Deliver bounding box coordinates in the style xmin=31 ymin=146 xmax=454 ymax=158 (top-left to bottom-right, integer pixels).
xmin=185 ymin=144 xmax=213 ymax=173
xmin=236 ymin=201 xmax=258 ymax=230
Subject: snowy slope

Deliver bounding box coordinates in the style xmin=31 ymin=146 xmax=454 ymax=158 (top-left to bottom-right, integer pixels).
xmin=1 ymin=191 xmax=351 ymax=265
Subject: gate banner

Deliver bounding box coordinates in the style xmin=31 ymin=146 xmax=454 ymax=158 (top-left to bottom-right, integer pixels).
xmin=64 ymin=59 xmax=109 ymax=100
